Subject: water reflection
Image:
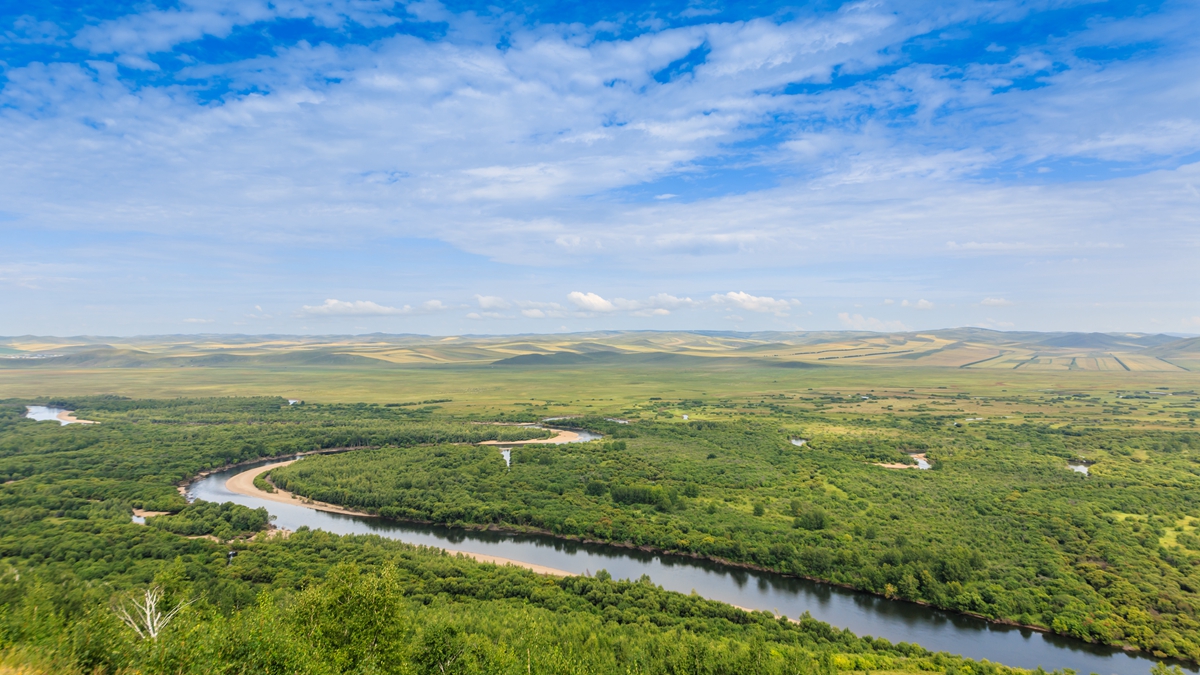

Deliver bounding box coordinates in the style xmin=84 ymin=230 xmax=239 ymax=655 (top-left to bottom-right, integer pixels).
xmin=25 ymin=405 xmax=75 ymax=425
xmin=190 ymin=459 xmax=1190 ymax=675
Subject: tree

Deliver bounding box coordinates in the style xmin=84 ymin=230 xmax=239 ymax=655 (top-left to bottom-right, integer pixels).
xmin=112 ymin=586 xmax=194 ymax=641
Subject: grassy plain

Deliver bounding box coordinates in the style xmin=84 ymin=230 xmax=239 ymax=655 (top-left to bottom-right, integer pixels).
xmin=2 ymin=330 xmax=1199 ymax=670
xmin=2 ymin=362 xmax=1197 ymax=428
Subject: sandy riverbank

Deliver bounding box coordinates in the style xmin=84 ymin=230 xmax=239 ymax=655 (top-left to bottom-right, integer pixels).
xmin=478 ymin=429 xmax=580 ymax=446
xmin=223 ymin=462 xmax=576 ymax=577
xmin=56 ymin=410 xmax=96 ymax=424
xmin=875 ymin=453 xmax=928 ymax=469
xmin=225 ymin=462 xmax=375 ymax=517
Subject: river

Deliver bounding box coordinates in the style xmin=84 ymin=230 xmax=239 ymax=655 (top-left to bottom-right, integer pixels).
xmin=188 ymin=458 xmax=1189 ymax=675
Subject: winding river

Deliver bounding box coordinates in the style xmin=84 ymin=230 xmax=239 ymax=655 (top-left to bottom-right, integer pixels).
xmin=189 ymin=457 xmax=1190 ymax=675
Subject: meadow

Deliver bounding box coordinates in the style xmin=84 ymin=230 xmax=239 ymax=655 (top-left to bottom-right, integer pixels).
xmin=1 ymin=330 xmax=1198 ymax=673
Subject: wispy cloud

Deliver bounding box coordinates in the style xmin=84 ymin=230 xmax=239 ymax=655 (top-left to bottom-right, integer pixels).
xmin=901 ymin=299 xmax=934 ymax=310
xmin=711 ymin=291 xmax=799 ymax=316
xmin=298 ymin=299 xmax=446 ymax=317
xmin=838 ymin=313 xmax=910 ymax=332
xmin=1 ymin=0 xmax=1197 ymax=334
xmin=300 ymin=299 xmax=408 ymax=316
xmin=981 ymin=297 xmax=1014 ymax=307
xmin=567 ymin=292 xmax=697 ymax=316
xmin=475 ymin=295 xmax=510 ymax=310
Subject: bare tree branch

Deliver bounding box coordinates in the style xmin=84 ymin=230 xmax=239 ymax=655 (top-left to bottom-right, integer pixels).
xmin=112 ymin=586 xmax=195 ymax=640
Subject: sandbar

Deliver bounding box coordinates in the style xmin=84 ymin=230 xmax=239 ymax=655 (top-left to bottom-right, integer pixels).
xmin=225 ymin=461 xmax=375 ymax=517
xmin=875 ymin=453 xmax=929 ymax=469
xmin=478 ymin=429 xmax=580 ymax=446
xmin=57 ymin=410 xmax=96 ymax=424
xmin=223 ymin=462 xmax=576 ymax=577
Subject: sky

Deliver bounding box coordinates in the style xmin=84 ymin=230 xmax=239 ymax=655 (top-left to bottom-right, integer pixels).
xmin=1 ymin=0 xmax=1198 ymax=336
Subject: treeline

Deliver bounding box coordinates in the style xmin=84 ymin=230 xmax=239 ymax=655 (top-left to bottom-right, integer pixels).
xmin=271 ymin=417 xmax=1200 ymax=660
xmin=146 ymin=501 xmax=270 ymax=539
xmin=0 ymin=522 xmax=1031 ymax=675
xmin=5 ymin=397 xmax=1200 ymax=662
xmin=0 ymin=398 xmax=547 ymax=510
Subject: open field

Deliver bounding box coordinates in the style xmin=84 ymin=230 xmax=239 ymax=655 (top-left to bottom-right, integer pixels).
xmin=2 ymin=362 xmax=1197 ymax=430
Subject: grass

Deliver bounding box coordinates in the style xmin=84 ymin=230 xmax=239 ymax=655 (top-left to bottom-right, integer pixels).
xmin=2 ymin=361 xmax=1197 ymax=435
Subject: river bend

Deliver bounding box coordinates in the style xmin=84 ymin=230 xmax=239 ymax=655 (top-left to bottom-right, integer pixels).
xmin=189 ymin=458 xmax=1189 ymax=675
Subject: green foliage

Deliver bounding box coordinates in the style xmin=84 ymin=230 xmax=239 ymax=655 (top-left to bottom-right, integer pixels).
xmin=147 ymin=501 xmax=270 ymax=539
xmin=4 ymin=396 xmax=1200 ymax=667
xmin=271 ymin=415 xmax=1200 ymax=661
xmin=0 ymin=523 xmax=1026 ymax=675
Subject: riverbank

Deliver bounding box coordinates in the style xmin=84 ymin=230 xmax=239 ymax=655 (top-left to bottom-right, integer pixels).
xmin=56 ymin=410 xmax=96 ymax=424
xmin=875 ymin=453 xmax=930 ymax=469
xmin=224 ymin=461 xmax=575 ymax=576
xmin=234 ymin=458 xmax=1060 ymax=638
xmin=177 ymin=446 xmax=371 ymax=496
xmin=477 ymin=428 xmax=582 ymax=445
xmin=201 ymin=454 xmax=1160 ymax=666
xmin=226 ymin=462 xmax=377 ymax=517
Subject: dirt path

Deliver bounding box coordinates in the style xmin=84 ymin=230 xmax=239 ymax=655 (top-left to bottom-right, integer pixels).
xmin=224 ymin=462 xmax=575 ymax=577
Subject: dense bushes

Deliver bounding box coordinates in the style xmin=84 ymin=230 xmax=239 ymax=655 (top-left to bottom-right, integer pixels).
xmin=0 ymin=525 xmax=1030 ymax=675
xmin=146 ymin=501 xmax=270 ymax=539
xmin=4 ymin=396 xmax=1200 ymax=664
xmin=271 ymin=417 xmax=1200 ymax=660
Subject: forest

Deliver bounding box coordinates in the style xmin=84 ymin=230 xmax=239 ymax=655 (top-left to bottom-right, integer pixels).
xmin=269 ymin=415 xmax=1200 ymax=661
xmin=1 ymin=394 xmax=1198 ymax=673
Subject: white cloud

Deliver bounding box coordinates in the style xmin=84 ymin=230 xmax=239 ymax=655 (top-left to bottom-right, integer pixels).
xmin=521 ymin=309 xmax=546 ymax=318
xmin=902 ymin=299 xmax=934 ymax=310
xmin=300 ymin=299 xmax=409 ymax=316
xmin=298 ymin=298 xmax=448 ymax=317
xmin=475 ymin=295 xmax=510 ymax=310
xmin=419 ymin=300 xmax=449 ymax=312
xmin=567 ymin=291 xmax=697 ymax=315
xmin=838 ymin=313 xmax=909 ymax=332
xmin=883 ymin=299 xmax=894 ymax=305
xmin=2 ymin=0 xmax=1199 ymax=334
xmin=567 ymin=292 xmax=616 ymax=312
xmin=981 ymin=297 xmax=1014 ymax=306
xmin=182 ymin=318 xmax=213 ymax=323
xmin=712 ymin=291 xmax=799 ymax=316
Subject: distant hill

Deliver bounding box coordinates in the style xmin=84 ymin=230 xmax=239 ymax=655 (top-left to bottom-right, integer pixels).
xmin=2 ymin=329 xmax=1195 ymax=372
xmin=0 ymin=347 xmax=395 ymax=369
xmin=1037 ymin=332 xmax=1145 ymax=350
xmin=491 ymin=351 xmax=822 ymax=368
xmin=1146 ymin=337 xmax=1200 ymax=357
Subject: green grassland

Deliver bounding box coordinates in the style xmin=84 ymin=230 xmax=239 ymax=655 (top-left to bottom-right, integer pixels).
xmin=1 ymin=330 xmax=1199 ymax=673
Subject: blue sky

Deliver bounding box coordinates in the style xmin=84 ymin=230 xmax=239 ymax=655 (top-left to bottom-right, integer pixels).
xmin=1 ymin=0 xmax=1198 ymax=336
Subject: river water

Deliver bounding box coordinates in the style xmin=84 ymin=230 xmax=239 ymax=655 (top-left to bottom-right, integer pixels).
xmin=189 ymin=459 xmax=1188 ymax=675
xmin=25 ymin=405 xmax=74 ymax=424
